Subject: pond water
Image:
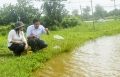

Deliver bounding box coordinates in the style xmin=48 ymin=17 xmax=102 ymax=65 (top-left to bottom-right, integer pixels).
xmin=33 ymin=34 xmax=120 ymax=77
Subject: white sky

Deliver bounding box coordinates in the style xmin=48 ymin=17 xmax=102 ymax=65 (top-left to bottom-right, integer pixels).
xmin=0 ymin=0 xmax=120 ymax=14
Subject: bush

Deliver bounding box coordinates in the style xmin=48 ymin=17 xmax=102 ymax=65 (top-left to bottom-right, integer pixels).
xmin=10 ymin=23 xmax=15 ymax=29
xmin=61 ymin=17 xmax=71 ymax=28
xmin=40 ymin=16 xmax=54 ymax=28
xmin=61 ymin=16 xmax=82 ymax=28
xmin=1 ymin=31 xmax=7 ymax=36
xmin=70 ymin=16 xmax=82 ymax=27
xmin=54 ymin=20 xmax=62 ymax=27
xmin=0 ymin=23 xmax=15 ymax=36
xmin=49 ymin=25 xmax=60 ymax=31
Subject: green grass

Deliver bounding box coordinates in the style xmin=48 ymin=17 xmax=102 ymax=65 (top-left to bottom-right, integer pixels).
xmin=0 ymin=20 xmax=120 ymax=77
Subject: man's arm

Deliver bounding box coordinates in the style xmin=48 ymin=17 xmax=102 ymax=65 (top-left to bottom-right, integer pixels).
xmin=27 ymin=35 xmax=37 ymax=39
xmin=42 ymin=26 xmax=49 ymax=35
xmin=26 ymin=26 xmax=37 ymax=39
xmin=45 ymin=28 xmax=49 ymax=35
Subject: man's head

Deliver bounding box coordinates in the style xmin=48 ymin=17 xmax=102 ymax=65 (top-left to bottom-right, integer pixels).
xmin=33 ymin=18 xmax=40 ymax=29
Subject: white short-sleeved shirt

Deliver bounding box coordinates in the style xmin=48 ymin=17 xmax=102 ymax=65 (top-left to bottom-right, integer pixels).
xmin=8 ymin=29 xmax=26 ymax=47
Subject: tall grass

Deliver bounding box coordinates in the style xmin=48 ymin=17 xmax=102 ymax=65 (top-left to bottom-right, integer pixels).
xmin=0 ymin=20 xmax=120 ymax=77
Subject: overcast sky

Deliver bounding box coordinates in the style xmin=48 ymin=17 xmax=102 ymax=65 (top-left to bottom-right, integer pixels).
xmin=0 ymin=0 xmax=120 ymax=14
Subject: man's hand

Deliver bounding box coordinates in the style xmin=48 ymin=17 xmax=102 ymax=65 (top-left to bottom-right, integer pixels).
xmin=45 ymin=28 xmax=48 ymax=31
xmin=33 ymin=34 xmax=38 ymax=38
xmin=45 ymin=28 xmax=49 ymax=35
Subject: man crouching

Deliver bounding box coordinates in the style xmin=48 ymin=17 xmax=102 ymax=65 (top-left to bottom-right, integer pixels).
xmin=26 ymin=18 xmax=49 ymax=52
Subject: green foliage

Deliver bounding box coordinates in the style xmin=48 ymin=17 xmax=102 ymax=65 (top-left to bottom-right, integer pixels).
xmin=40 ymin=16 xmax=62 ymax=30
xmin=61 ymin=17 xmax=71 ymax=28
xmin=15 ymin=0 xmax=41 ymax=24
xmin=0 ymin=25 xmax=13 ymax=36
xmin=70 ymin=16 xmax=82 ymax=26
xmin=94 ymin=4 xmax=107 ymax=19
xmin=0 ymin=0 xmax=41 ymax=25
xmin=82 ymin=6 xmax=91 ymax=20
xmin=61 ymin=16 xmax=82 ymax=28
xmin=40 ymin=16 xmax=54 ymax=27
xmin=41 ymin=0 xmax=66 ymax=27
xmin=0 ymin=23 xmax=16 ymax=36
xmin=1 ymin=31 xmax=7 ymax=36
xmin=49 ymin=25 xmax=60 ymax=31
xmin=49 ymin=20 xmax=62 ymax=31
xmin=0 ymin=4 xmax=16 ymax=25
xmin=72 ymin=9 xmax=80 ymax=17
xmin=0 ymin=0 xmax=70 ymax=28
xmin=54 ymin=20 xmax=62 ymax=28
xmin=108 ymin=9 xmax=120 ymax=20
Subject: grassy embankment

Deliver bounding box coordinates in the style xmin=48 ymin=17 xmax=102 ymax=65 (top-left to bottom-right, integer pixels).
xmin=0 ymin=20 xmax=120 ymax=77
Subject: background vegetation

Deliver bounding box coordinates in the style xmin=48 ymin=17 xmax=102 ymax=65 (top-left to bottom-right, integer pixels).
xmin=0 ymin=0 xmax=119 ymax=28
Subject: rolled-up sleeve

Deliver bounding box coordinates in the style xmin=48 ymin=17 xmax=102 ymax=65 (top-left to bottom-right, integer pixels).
xmin=26 ymin=26 xmax=31 ymax=38
xmin=8 ymin=30 xmax=13 ymax=43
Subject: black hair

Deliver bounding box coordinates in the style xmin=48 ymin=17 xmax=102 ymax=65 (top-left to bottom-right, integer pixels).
xmin=14 ymin=28 xmax=20 ymax=37
xmin=33 ymin=18 xmax=40 ymax=23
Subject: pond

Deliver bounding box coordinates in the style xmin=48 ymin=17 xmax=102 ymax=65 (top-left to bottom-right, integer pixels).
xmin=33 ymin=34 xmax=120 ymax=77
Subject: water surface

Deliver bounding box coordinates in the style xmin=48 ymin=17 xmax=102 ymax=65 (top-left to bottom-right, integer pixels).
xmin=33 ymin=35 xmax=120 ymax=77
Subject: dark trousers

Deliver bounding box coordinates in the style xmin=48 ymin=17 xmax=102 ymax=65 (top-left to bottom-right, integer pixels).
xmin=28 ymin=38 xmax=48 ymax=52
xmin=8 ymin=43 xmax=25 ymax=56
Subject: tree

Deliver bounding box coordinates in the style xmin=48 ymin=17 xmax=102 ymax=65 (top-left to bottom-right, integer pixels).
xmin=82 ymin=6 xmax=91 ymax=20
xmin=0 ymin=4 xmax=16 ymax=25
xmin=94 ymin=4 xmax=106 ymax=19
xmin=15 ymin=0 xmax=41 ymax=23
xmin=72 ymin=9 xmax=80 ymax=17
xmin=0 ymin=0 xmax=41 ymax=25
xmin=108 ymin=9 xmax=120 ymax=17
xmin=61 ymin=9 xmax=69 ymax=18
xmin=35 ymin=0 xmax=67 ymax=27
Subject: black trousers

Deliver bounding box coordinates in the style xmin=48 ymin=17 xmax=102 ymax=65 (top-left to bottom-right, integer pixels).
xmin=8 ymin=43 xmax=25 ymax=56
xmin=27 ymin=38 xmax=48 ymax=52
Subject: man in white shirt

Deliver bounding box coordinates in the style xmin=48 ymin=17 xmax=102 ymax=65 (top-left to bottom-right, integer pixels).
xmin=26 ymin=18 xmax=49 ymax=52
